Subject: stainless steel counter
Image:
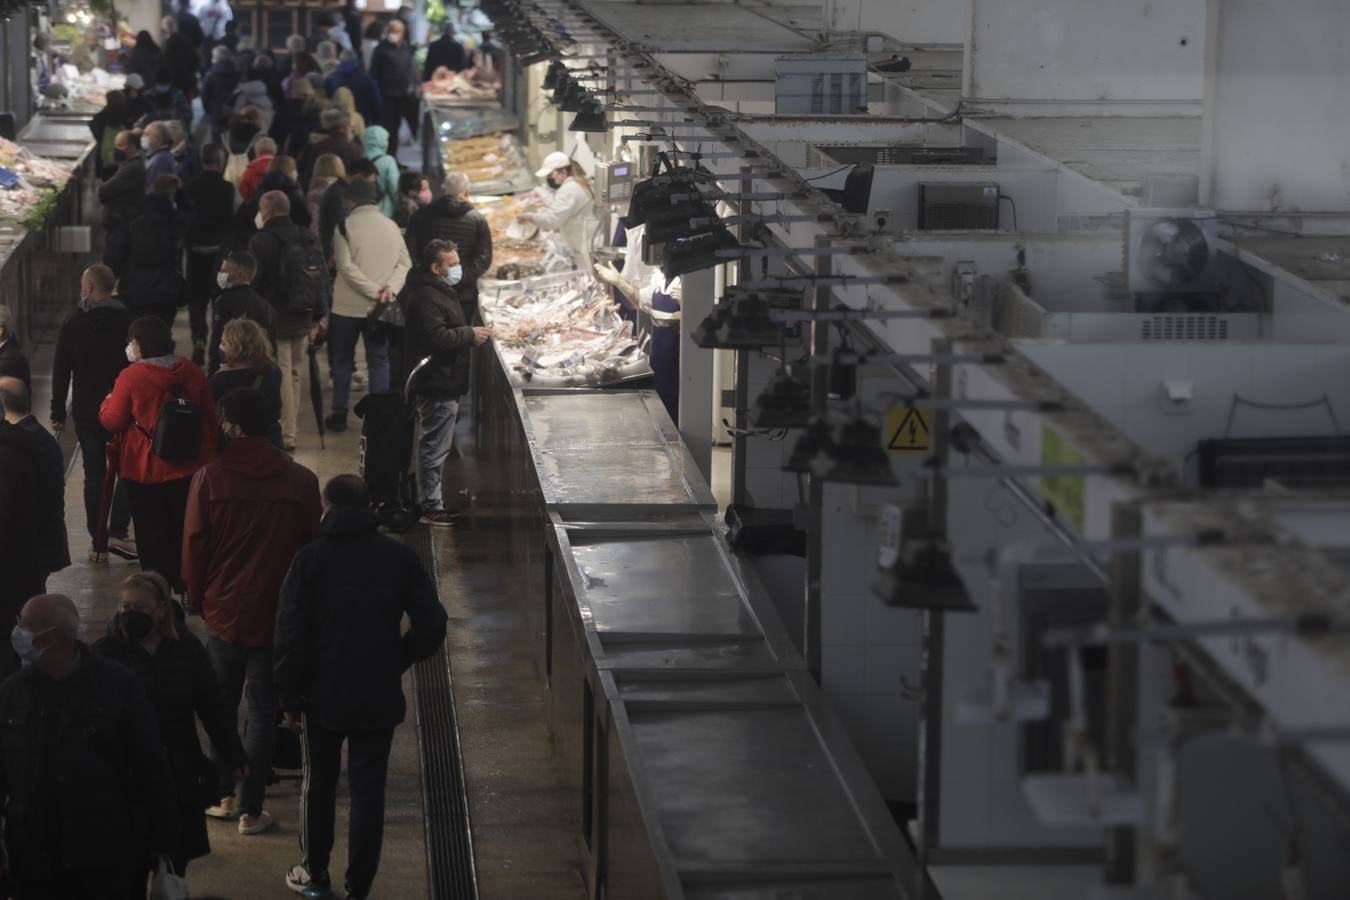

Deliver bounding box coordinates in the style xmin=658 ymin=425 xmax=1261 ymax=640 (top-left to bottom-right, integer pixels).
xmin=474 ymin=346 xmax=917 ymax=898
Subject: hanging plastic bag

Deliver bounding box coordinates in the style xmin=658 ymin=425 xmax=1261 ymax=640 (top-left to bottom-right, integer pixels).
xmin=150 ymin=856 xmax=189 ymax=900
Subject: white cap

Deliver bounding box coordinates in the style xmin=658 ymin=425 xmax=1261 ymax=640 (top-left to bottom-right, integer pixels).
xmin=535 ymin=151 xmax=571 ymax=179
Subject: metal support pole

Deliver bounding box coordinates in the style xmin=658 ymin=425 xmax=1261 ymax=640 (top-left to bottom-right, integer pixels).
xmin=804 ymin=232 xmax=831 ymax=682
xmin=731 ymin=165 xmax=753 ymax=507
xmin=915 ymin=337 xmax=953 ymax=900
xmin=1104 ymin=503 xmax=1143 ymax=884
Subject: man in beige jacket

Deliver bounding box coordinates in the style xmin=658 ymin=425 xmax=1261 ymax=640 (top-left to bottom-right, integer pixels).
xmin=327 ymin=179 xmax=411 ymax=431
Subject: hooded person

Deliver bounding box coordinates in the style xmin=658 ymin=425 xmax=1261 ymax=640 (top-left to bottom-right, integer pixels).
xmin=361 ymin=124 xmax=400 ymax=219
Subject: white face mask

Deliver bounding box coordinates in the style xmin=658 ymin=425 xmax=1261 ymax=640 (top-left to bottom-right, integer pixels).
xmin=125 ymin=342 xmax=138 ymax=363
xmin=254 ymin=212 xmax=266 ymax=230
xmin=216 ymin=271 xmax=231 ymax=290
xmin=11 ymin=625 xmax=44 ymax=663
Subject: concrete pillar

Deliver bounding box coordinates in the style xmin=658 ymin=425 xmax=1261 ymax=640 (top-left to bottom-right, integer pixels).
xmin=679 ymin=267 xmax=715 ymax=483
xmin=1199 ymin=0 xmax=1350 ymax=212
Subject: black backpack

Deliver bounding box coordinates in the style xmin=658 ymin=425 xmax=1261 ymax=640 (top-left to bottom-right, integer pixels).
xmin=268 ymin=229 xmax=328 ymax=315
xmin=134 ymin=382 xmax=203 ymax=462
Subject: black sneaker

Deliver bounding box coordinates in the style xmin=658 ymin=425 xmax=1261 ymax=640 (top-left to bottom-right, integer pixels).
xmin=420 ymin=509 xmax=459 ymax=527
xmin=286 ymin=864 xmax=331 ymax=897
xmin=191 ymin=340 xmax=206 ymax=367
xmin=324 ymin=413 xmax=348 ymax=433
xmin=107 ymin=536 xmax=139 ymax=560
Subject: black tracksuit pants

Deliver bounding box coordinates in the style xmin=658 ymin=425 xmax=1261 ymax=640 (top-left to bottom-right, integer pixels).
xmin=301 ymin=719 xmax=395 ymax=899
xmin=125 ymin=476 xmax=192 ymax=589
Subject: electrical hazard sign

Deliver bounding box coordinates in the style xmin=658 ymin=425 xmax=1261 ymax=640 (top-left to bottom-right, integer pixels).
xmin=886 ymin=406 xmax=930 ymax=454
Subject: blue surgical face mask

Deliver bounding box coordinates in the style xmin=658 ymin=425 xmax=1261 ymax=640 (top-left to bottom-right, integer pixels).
xmin=140 ymin=135 xmax=152 ymax=152
xmin=11 ymin=624 xmax=46 ymax=663
xmin=444 ymin=264 xmax=463 ymax=287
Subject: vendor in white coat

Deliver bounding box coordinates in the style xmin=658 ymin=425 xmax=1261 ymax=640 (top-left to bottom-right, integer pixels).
xmin=519 ymin=151 xmax=596 ymax=269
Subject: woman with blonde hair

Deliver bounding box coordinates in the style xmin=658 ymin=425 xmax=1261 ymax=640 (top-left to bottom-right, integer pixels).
xmin=208 ymin=318 xmax=283 ymax=447
xmin=332 ymin=85 xmax=366 ymax=139
xmin=93 ymin=570 xmax=248 ymax=884
xmin=308 ymin=152 xmax=346 ymax=236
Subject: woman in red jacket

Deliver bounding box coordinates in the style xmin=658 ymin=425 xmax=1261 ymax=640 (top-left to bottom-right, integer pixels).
xmin=100 ymin=316 xmax=217 ymax=590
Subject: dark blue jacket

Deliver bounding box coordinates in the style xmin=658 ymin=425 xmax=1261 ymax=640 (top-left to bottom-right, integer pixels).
xmin=324 ymin=59 xmax=381 ymax=123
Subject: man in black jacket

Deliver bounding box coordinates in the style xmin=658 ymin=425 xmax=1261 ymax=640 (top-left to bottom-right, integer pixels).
xmin=184 ymin=143 xmax=239 ymax=363
xmin=276 ymin=474 xmax=446 ymax=900
xmin=422 ymin=21 xmax=467 ymax=79
xmin=401 ymin=240 xmax=490 ymax=526
xmin=0 ymin=422 xmax=44 ymax=649
xmin=97 ymin=129 xmax=146 ymax=256
xmin=209 ymin=250 xmax=277 ymax=374
xmin=319 ymin=158 xmax=376 ymax=262
xmin=405 ymin=172 xmax=493 ymax=324
xmin=249 ymin=192 xmax=325 ymax=451
xmin=0 ymin=378 xmax=69 ymax=587
xmin=50 ymin=265 xmax=135 ymax=561
xmin=368 ymin=19 xmax=416 ymax=159
xmin=200 ymin=46 xmax=239 ymax=137
xmin=0 ymin=594 xmax=179 ymax=892
xmin=0 ymin=305 xmax=30 ymax=393
xmin=106 ymin=174 xmax=187 ymax=324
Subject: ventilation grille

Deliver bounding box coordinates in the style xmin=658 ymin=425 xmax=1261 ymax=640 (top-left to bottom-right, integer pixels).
xmin=809 ymin=72 xmax=864 ymax=114
xmin=923 ymin=203 xmax=998 ymax=230
xmin=1139 ymin=315 xmax=1231 ymax=341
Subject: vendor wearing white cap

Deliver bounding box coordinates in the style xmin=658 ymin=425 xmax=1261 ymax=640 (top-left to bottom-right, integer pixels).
xmin=519 ymin=150 xmax=595 ymax=269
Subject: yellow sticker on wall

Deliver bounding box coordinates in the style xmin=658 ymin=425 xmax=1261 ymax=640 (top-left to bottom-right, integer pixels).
xmin=1041 ymin=426 xmax=1086 ymax=529
xmin=886 ymin=406 xmax=931 ymax=455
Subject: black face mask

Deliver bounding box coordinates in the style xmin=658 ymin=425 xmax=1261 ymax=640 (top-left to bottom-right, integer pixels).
xmin=117 ymin=609 xmax=156 ymax=643
xmin=113 ymin=149 xmax=127 ymax=163
xmin=545 ymin=175 xmax=560 ymax=191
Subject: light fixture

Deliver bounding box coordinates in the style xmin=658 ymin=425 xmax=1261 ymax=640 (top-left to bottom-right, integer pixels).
xmin=824 ymin=417 xmax=897 ymax=486
xmin=542 ymin=60 xmax=565 ymax=91
xmin=568 ymin=97 xmax=608 ymax=133
xmin=784 ymin=419 xmax=833 ymax=475
xmin=518 ymin=46 xmax=553 ymax=67
xmin=661 ymin=226 xmax=742 ymax=282
xmin=871 ymin=505 xmax=975 ymax=612
xmin=550 ymin=71 xmax=570 ymax=105
xmin=692 ymin=291 xmax=784 ymax=349
xmin=751 ymin=370 xmax=812 ymax=429
xmin=561 ymin=81 xmax=588 ymax=113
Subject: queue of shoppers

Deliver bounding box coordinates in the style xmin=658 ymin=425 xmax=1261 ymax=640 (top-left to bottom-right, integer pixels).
xmin=0 ymin=5 xmax=501 ymax=896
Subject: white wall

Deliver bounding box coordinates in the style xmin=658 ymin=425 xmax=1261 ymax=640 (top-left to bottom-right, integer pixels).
xmin=1200 ymin=0 xmax=1350 ymax=212
xmin=824 ymin=0 xmax=971 ymax=45
xmin=964 ymin=0 xmax=1205 ymax=103
xmin=1018 ymin=342 xmax=1350 ymax=467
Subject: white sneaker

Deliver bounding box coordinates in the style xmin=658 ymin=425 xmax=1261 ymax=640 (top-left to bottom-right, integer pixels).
xmin=204 ymin=796 xmax=237 ymax=819
xmin=239 ymin=810 xmax=276 ymax=835
xmin=286 ymin=864 xmax=331 ymax=896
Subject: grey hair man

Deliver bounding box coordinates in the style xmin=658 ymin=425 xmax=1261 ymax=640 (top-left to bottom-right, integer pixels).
xmin=405 ymin=170 xmax=493 ymax=324
xmin=141 ymin=120 xmax=178 ymax=190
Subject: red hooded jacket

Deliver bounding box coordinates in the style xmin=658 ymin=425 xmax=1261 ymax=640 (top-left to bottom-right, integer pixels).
xmin=99 ymin=357 xmax=217 ymax=484
xmin=182 ymin=436 xmax=322 ymax=647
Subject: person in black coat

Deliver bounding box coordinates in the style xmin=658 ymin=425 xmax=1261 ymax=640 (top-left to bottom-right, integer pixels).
xmin=400 ymin=240 xmax=490 ymax=524
xmin=93 ymin=571 xmax=248 ymax=881
xmin=234 ymin=164 xmax=312 ymax=242
xmin=422 ymin=21 xmax=467 ymax=79
xmin=89 ymin=90 xmax=136 ymax=180
xmin=0 ymin=378 xmax=69 ymax=587
xmin=0 ymin=594 xmax=179 ymax=895
xmin=184 ymin=143 xmax=239 ymax=361
xmin=0 ymin=305 xmax=30 ymax=394
xmin=368 ymin=19 xmax=416 ymax=158
xmin=128 ymin=30 xmax=164 ymax=85
xmin=50 ymin=265 xmax=135 ymax=559
xmin=161 ymin=15 xmax=198 ymax=98
xmin=175 ymin=0 xmax=205 ymax=56
xmin=275 ymin=475 xmax=447 ymax=899
xmin=209 ymin=319 xmax=283 ymax=447
xmin=200 ymin=47 xmax=239 ymax=136
xmin=209 ymin=250 xmax=278 ymax=375
xmin=107 ymin=175 xmax=187 ymax=324
xmin=0 ymin=421 xmax=44 ymax=650
xmin=97 ymin=130 xmax=147 ymax=253
xmin=404 ymin=172 xmax=493 ymax=324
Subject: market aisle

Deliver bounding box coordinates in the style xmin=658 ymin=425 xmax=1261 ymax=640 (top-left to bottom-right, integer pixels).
xmin=42 ymin=319 xmax=431 ymax=900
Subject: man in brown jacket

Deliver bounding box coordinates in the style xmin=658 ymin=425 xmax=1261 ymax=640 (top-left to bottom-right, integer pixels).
xmin=182 ymin=387 xmax=322 ymax=836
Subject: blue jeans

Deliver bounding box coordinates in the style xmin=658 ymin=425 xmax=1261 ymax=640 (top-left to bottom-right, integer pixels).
xmin=328 ymin=313 xmax=389 ymax=415
xmin=206 ymin=634 xmax=277 ymax=816
xmin=415 ymin=396 xmax=459 ymax=511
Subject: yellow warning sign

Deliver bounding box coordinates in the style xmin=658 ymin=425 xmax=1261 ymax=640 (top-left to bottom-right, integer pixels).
xmin=886 ymin=406 xmax=930 ymax=455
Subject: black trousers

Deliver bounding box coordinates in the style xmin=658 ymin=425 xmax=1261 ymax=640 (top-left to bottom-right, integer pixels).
xmin=74 ymin=420 xmax=132 ymax=541
xmin=301 ymin=720 xmax=395 ymax=898
xmin=125 ymin=476 xmax=193 ymax=590
xmin=380 ymin=95 xmax=419 ymax=159
xmin=185 ymin=248 xmax=220 ymax=345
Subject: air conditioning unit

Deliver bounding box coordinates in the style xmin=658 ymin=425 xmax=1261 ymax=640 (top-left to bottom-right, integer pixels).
xmin=1125 ymin=208 xmax=1220 ymax=311
xmin=775 ymin=56 xmax=868 ymax=115
xmin=994 ymin=284 xmax=1261 ymax=341
xmin=918 ymin=182 xmax=999 ymax=230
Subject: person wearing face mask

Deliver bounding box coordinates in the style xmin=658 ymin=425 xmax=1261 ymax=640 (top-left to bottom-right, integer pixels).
xmin=208 ymin=319 xmax=283 ymax=447
xmin=405 ymin=171 xmax=492 ymax=325
xmin=368 ymin=19 xmax=417 ymax=159
xmin=399 ymin=239 xmax=490 ymax=526
xmin=0 ymin=593 xmax=179 ymax=896
xmin=97 ymin=129 xmax=147 ymax=252
xmin=100 ymin=315 xmax=218 ymax=592
xmin=519 ymin=151 xmax=596 ymax=270
xmin=0 ymin=418 xmax=44 ymax=671
xmin=185 ymin=143 xmax=241 ymax=365
xmin=183 ymin=387 xmax=321 ymax=836
xmin=0 ymin=378 xmax=69 ymax=588
xmin=276 ymin=475 xmax=446 ymax=899
xmin=50 ymin=265 xmax=136 ymax=561
xmin=93 ymin=572 xmax=249 ymax=888
xmin=106 ymin=173 xmax=189 ymax=325
xmin=208 ymin=250 xmax=277 ymax=375
xmin=141 ymin=121 xmax=178 ymax=193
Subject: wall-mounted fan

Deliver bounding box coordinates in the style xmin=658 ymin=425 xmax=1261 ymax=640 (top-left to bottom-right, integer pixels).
xmin=1125 ymin=208 xmax=1219 ymax=311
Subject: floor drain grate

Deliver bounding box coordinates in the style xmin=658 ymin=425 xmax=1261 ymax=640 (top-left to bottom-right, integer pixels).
xmin=406 ymin=525 xmax=479 ymax=900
